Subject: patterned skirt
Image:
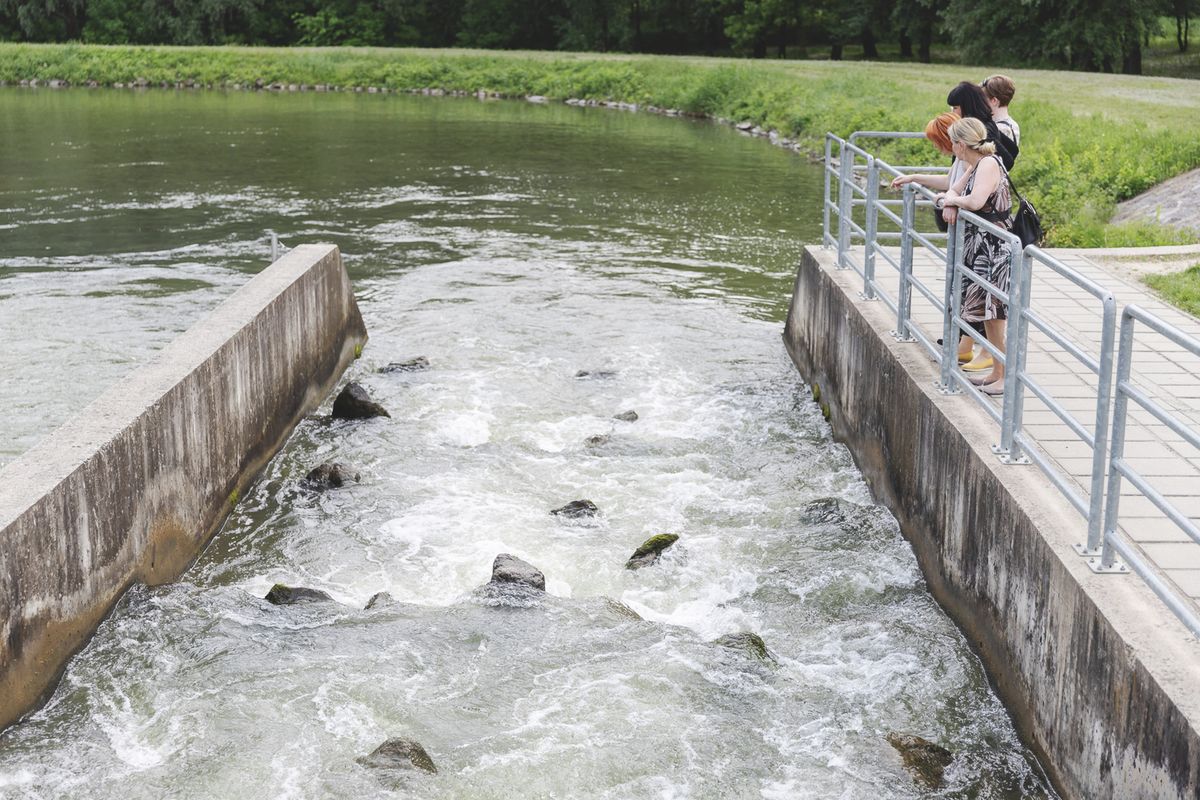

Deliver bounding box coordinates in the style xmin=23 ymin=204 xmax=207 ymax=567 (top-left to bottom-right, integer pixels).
xmin=961 ymin=224 xmax=1012 ymax=323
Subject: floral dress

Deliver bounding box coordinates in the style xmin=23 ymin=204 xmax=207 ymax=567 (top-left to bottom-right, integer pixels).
xmin=960 ymin=155 xmax=1013 ymax=323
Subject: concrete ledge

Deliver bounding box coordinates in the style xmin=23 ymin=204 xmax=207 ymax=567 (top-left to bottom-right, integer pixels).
xmin=0 ymin=244 xmax=367 ymax=731
xmin=784 ymin=245 xmax=1200 ymax=800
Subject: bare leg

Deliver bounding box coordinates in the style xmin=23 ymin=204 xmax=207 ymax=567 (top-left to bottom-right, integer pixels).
xmin=984 ymin=319 xmax=1006 ymax=384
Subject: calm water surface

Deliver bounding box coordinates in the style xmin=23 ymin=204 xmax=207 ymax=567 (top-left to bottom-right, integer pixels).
xmin=0 ymin=90 xmax=1053 ymax=799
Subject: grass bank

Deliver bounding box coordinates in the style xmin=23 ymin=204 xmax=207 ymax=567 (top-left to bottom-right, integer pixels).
xmin=2 ymin=43 xmax=1199 ymax=248
xmin=1145 ymin=265 xmax=1200 ymax=318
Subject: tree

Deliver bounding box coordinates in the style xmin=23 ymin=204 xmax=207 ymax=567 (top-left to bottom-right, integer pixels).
xmin=0 ymin=0 xmax=87 ymax=40
xmin=1173 ymin=0 xmax=1193 ymax=52
xmin=944 ymin=0 xmax=1159 ymax=74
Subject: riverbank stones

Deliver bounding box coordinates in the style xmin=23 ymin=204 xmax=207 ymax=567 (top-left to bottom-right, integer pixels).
xmin=332 ymin=382 xmax=390 ymax=420
xmin=265 ymin=584 xmax=333 ymax=605
xmin=886 ymin=732 xmax=953 ymax=789
xmin=358 ymin=737 xmax=438 ymax=774
xmin=625 ymin=534 xmax=679 ymax=569
xmin=303 ymin=462 xmax=359 ymax=490
xmin=551 ymin=499 xmax=599 ymax=518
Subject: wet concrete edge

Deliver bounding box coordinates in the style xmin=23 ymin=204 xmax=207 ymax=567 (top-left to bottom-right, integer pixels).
xmin=0 ymin=244 xmax=368 ymax=732
xmin=783 ymin=245 xmax=1200 ymax=800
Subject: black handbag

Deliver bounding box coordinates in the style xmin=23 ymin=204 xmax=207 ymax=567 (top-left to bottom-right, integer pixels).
xmin=1005 ymin=169 xmax=1044 ymax=248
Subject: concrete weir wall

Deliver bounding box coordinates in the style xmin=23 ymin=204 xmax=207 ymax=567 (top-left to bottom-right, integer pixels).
xmin=784 ymin=246 xmax=1200 ymax=800
xmin=0 ymin=244 xmax=367 ymax=731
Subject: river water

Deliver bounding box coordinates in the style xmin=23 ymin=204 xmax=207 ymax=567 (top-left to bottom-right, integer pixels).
xmin=0 ymin=90 xmax=1054 ymax=799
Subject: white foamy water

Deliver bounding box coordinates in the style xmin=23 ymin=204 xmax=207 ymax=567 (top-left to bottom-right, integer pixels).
xmin=0 ymin=90 xmax=1054 ymax=799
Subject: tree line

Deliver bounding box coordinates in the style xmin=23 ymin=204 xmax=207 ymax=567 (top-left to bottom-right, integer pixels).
xmin=0 ymin=0 xmax=1193 ymax=74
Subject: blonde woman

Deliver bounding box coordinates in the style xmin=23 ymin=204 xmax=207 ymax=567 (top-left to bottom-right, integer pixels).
xmin=936 ymin=117 xmax=1013 ymax=395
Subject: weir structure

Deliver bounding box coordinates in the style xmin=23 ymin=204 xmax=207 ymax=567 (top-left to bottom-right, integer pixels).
xmin=787 ymin=133 xmax=1200 ymax=799
xmin=0 ymin=244 xmax=367 ymax=731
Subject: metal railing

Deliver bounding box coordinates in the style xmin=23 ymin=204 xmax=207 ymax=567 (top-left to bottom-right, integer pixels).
xmin=1096 ymin=306 xmax=1200 ymax=637
xmin=821 ymin=131 xmax=1200 ymax=637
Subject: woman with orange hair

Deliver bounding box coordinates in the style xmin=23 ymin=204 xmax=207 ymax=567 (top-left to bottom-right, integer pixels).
xmin=890 ymin=111 xmax=963 ymax=195
xmin=890 ymin=111 xmax=976 ymax=364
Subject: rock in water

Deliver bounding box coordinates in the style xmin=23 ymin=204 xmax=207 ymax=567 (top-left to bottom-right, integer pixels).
xmin=380 ymin=356 xmax=430 ymax=373
xmin=574 ymin=369 xmax=616 ymax=380
xmin=886 ymin=732 xmax=953 ymax=789
xmin=585 ymin=434 xmax=610 ymax=447
xmin=550 ymin=499 xmax=599 ymax=518
xmin=365 ymin=591 xmax=395 ymax=609
xmin=613 ymin=410 xmax=638 ymax=422
xmin=303 ymin=462 xmax=360 ymax=490
xmin=490 ymin=553 xmax=546 ymax=591
xmin=713 ymin=632 xmax=773 ymax=662
xmin=358 ymin=737 xmax=438 ymax=774
xmin=331 ymin=382 xmax=390 ymax=420
xmin=625 ymin=534 xmax=680 ymax=570
xmin=265 ymin=584 xmax=333 ymax=605
xmin=799 ymin=497 xmax=851 ymax=524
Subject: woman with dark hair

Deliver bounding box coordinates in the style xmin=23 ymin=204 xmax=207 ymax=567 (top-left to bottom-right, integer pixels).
xmin=947 ymin=81 xmax=1018 ymax=171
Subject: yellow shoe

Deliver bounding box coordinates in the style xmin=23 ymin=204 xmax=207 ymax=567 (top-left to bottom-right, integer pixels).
xmin=958 ymin=350 xmax=974 ymax=364
xmin=962 ymin=354 xmax=993 ymax=372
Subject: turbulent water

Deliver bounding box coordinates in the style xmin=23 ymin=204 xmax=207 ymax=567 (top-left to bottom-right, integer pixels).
xmin=0 ymin=90 xmax=1054 ymax=799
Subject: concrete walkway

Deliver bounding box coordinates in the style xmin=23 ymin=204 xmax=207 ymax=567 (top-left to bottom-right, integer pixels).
xmin=855 ymin=244 xmax=1200 ymax=618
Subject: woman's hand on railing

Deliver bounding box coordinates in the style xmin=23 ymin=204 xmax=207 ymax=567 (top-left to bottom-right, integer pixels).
xmin=890 ymin=174 xmax=913 ymax=189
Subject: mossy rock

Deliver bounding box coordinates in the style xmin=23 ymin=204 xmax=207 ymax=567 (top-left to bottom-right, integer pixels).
xmin=358 ymin=737 xmax=438 ymax=775
xmin=550 ymin=499 xmax=599 ymax=518
xmin=331 ymin=382 xmax=390 ymax=420
xmin=713 ymin=631 xmax=773 ymax=662
xmin=625 ymin=533 xmax=679 ymax=570
xmin=365 ymin=591 xmax=395 ymax=609
xmin=601 ymin=597 xmax=643 ymax=621
xmin=265 ymin=584 xmax=333 ymax=605
xmin=886 ymin=732 xmax=953 ymax=789
xmin=380 ymin=356 xmax=430 ymax=373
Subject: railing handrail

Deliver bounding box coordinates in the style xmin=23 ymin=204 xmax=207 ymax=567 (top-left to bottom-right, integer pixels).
xmin=821 ymin=130 xmax=1200 ymax=639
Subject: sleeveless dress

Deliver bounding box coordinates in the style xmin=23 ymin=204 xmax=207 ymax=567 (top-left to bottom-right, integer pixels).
xmin=960 ymin=155 xmax=1013 ymax=323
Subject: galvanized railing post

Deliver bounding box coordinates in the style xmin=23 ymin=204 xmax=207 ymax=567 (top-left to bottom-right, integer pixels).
xmin=938 ymin=219 xmax=963 ymax=393
xmin=837 ymin=142 xmax=852 ymax=268
xmin=1095 ymin=313 xmax=1136 ymax=572
xmin=862 ymin=157 xmax=878 ymax=299
xmin=823 ymin=136 xmax=833 ymax=248
xmin=893 ymin=184 xmax=916 ymax=341
xmin=1081 ymin=295 xmax=1119 ymax=554
xmin=996 ymin=241 xmax=1028 ymax=462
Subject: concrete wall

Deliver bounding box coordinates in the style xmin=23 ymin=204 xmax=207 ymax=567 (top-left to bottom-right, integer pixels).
xmin=0 ymin=244 xmax=367 ymax=731
xmin=784 ymin=246 xmax=1200 ymax=800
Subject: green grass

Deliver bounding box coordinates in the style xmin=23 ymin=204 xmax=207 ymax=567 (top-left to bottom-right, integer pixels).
xmin=1145 ymin=264 xmax=1200 ymax=318
xmin=1 ymin=42 xmax=1199 ymax=247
